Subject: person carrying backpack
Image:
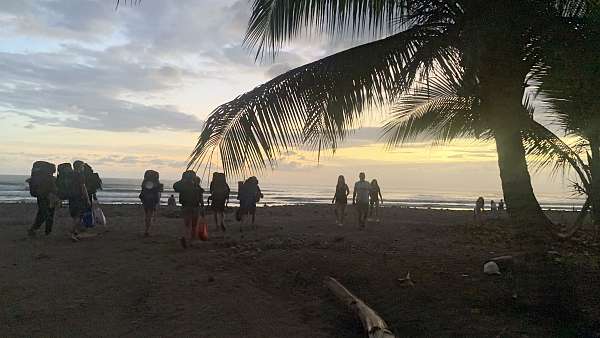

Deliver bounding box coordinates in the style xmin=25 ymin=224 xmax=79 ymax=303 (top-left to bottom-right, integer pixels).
xmin=209 ymin=172 xmax=230 ymax=232
xmin=27 ymin=161 xmax=58 ymax=237
xmin=173 ymin=170 xmax=204 ymax=248
xmin=139 ymin=170 xmax=163 ymax=237
xmin=69 ymin=160 xmax=91 ymax=242
xmin=83 ymin=163 xmax=102 ymax=202
xmin=238 ymin=176 xmax=263 ymax=229
xmin=56 ymin=163 xmax=74 ymax=201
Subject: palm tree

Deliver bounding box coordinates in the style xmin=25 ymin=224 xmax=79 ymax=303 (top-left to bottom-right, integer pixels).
xmin=535 ymin=9 xmax=600 ymax=228
xmin=380 ymin=73 xmax=593 ymax=236
xmin=190 ymin=1 xmax=590 ymax=227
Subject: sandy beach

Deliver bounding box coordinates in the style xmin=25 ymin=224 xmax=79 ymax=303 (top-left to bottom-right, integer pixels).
xmin=1 ymin=203 xmax=599 ymax=337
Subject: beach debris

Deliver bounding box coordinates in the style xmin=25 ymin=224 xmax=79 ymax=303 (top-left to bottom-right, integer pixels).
xmin=484 ymin=261 xmax=501 ymax=275
xmin=324 ymin=277 xmax=396 ymax=338
xmin=333 ymin=236 xmax=345 ymax=242
xmin=397 ymin=272 xmax=415 ymax=287
xmin=34 ymin=253 xmax=50 ymax=260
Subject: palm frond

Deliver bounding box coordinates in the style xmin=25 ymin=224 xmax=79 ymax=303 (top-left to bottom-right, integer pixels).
xmin=245 ymin=0 xmax=411 ymax=57
xmin=115 ymin=0 xmax=141 ymax=9
xmin=523 ymin=119 xmax=591 ymax=191
xmin=382 ymin=74 xmax=486 ymax=147
xmin=189 ymin=26 xmax=456 ymax=176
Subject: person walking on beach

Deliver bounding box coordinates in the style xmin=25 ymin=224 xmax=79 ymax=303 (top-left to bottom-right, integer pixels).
xmin=332 ymin=175 xmax=350 ymax=226
xmin=498 ymin=199 xmax=505 ymax=212
xmin=139 ymin=170 xmax=163 ymax=237
xmin=353 ymin=172 xmax=370 ymax=229
xmin=474 ymin=196 xmax=485 ymax=224
xmin=82 ymin=163 xmax=102 ymax=202
xmin=369 ymin=179 xmax=383 ymax=222
xmin=209 ymin=172 xmax=230 ymax=232
xmin=27 ymin=161 xmax=58 ymax=237
xmin=238 ymin=176 xmax=263 ymax=229
xmin=69 ymin=160 xmax=91 ymax=241
xmin=173 ymin=170 xmax=203 ymax=248
xmin=167 ymin=194 xmax=176 ymax=207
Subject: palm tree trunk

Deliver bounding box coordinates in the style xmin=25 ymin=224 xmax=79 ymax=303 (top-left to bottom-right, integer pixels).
xmin=492 ymin=119 xmax=551 ymax=227
xmin=590 ymin=137 xmax=600 ymax=226
xmin=478 ymin=57 xmax=551 ymax=228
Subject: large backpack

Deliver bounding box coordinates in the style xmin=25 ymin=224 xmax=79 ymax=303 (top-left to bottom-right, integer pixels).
xmin=56 ymin=163 xmax=74 ymax=200
xmin=210 ymin=172 xmax=230 ymax=201
xmin=143 ymin=170 xmax=159 ymax=183
xmin=29 ymin=161 xmax=56 ymax=197
xmin=83 ymin=163 xmax=102 ymax=194
xmin=173 ymin=170 xmax=199 ymax=206
xmin=140 ymin=170 xmax=163 ymax=204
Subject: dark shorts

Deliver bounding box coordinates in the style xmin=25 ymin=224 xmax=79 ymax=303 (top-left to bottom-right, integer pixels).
xmin=143 ymin=199 xmax=159 ymax=212
xmin=240 ymin=199 xmax=257 ymax=213
xmin=370 ymin=199 xmax=379 ymax=206
xmin=68 ymin=198 xmax=86 ymax=218
xmin=356 ymin=202 xmax=369 ymax=214
xmin=181 ymin=206 xmax=199 ymax=220
xmin=211 ymin=198 xmax=226 ymax=212
xmin=144 ymin=204 xmax=158 ymax=213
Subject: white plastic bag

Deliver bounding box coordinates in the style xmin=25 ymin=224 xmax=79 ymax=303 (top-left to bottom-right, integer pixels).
xmin=92 ymin=201 xmax=106 ymax=226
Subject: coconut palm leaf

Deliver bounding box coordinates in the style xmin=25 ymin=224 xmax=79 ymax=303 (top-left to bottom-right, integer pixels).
xmin=382 ymin=71 xmax=592 ymax=195
xmin=523 ymin=120 xmax=591 ymax=192
xmin=115 ymin=0 xmax=141 ymax=9
xmin=188 ymin=23 xmax=461 ymax=175
xmin=245 ymin=0 xmax=410 ymax=57
xmin=382 ymin=74 xmax=487 ymax=147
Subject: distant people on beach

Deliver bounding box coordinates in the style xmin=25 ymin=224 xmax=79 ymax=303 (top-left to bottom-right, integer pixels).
xmin=167 ymin=194 xmax=177 ymax=207
xmin=474 ymin=196 xmax=485 ymax=224
xmin=353 ymin=172 xmax=370 ymax=229
xmin=369 ymin=179 xmax=383 ymax=222
xmin=173 ymin=170 xmax=204 ymax=248
xmin=332 ymin=175 xmax=350 ymax=226
xmin=237 ymin=176 xmax=263 ymax=229
xmin=209 ymin=172 xmax=230 ymax=232
xmin=27 ymin=161 xmax=58 ymax=237
xmin=139 ymin=170 xmax=163 ymax=237
xmin=498 ymin=199 xmax=505 ymax=212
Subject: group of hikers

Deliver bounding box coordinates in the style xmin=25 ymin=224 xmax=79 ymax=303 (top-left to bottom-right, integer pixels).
xmin=332 ymin=172 xmax=383 ymax=228
xmin=26 ymin=160 xmax=265 ymax=248
xmin=26 ymin=160 xmax=102 ymax=241
xmin=140 ymin=170 xmax=263 ymax=248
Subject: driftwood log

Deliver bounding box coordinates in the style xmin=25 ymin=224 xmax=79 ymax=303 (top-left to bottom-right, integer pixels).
xmin=324 ymin=277 xmax=396 ymax=338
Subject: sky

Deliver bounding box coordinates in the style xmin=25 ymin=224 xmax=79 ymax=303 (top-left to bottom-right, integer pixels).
xmin=0 ymin=0 xmax=579 ymax=195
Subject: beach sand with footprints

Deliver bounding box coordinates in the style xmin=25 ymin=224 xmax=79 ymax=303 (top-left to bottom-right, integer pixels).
xmin=2 ymin=203 xmax=599 ymax=337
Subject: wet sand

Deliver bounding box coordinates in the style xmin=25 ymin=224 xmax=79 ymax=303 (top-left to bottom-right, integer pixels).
xmin=1 ymin=203 xmax=599 ymax=337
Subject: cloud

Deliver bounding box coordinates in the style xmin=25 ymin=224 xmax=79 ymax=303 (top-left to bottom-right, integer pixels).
xmin=0 ymin=47 xmax=205 ymax=131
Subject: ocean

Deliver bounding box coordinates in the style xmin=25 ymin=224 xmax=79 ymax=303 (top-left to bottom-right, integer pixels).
xmin=0 ymin=175 xmax=585 ymax=211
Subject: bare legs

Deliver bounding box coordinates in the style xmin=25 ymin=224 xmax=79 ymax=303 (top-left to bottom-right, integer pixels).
xmin=181 ymin=208 xmax=199 ymax=248
xmin=335 ymin=203 xmax=346 ymax=226
xmin=144 ymin=208 xmax=155 ymax=236
xmin=369 ymin=202 xmax=380 ymax=222
xmin=71 ymin=217 xmax=80 ymax=241
xmin=214 ymin=211 xmax=225 ymax=231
